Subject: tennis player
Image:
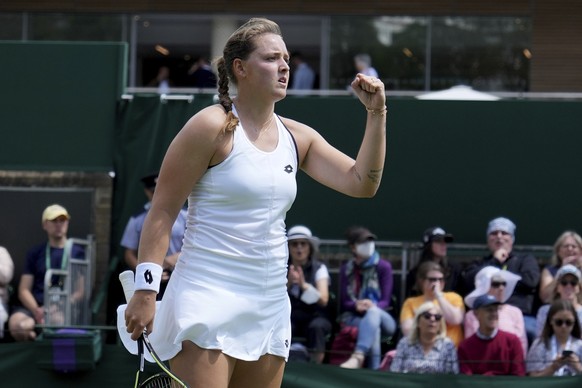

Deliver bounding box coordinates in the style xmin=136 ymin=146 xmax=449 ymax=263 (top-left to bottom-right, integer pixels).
xmin=122 ymin=17 xmax=387 ymax=387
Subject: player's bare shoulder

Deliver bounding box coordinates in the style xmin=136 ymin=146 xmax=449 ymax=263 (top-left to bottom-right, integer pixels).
xmin=169 ymin=104 xmax=231 ymax=164
xmin=181 ymin=104 xmax=228 ymax=140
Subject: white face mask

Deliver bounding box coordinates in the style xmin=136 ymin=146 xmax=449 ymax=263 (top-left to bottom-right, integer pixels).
xmin=355 ymin=241 xmax=375 ymax=258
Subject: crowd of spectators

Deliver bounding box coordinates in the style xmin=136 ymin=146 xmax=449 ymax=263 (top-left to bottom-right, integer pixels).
xmin=3 ymin=210 xmax=582 ymax=378
xmin=288 ymin=217 xmax=582 ymax=377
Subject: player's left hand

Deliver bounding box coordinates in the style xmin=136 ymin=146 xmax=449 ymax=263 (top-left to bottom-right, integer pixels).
xmin=351 ymin=73 xmax=386 ymax=111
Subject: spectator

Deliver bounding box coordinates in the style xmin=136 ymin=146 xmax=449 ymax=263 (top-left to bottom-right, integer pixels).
xmin=539 ymin=231 xmax=582 ymax=304
xmin=290 ymin=52 xmax=315 ymax=90
xmin=461 ymin=217 xmax=540 ymax=343
xmin=120 ymin=172 xmax=187 ymax=298
xmin=400 ymin=261 xmax=465 ymax=347
xmin=147 ymin=65 xmax=171 ymax=94
xmin=527 ymin=299 xmax=582 ymax=376
xmin=339 ymin=226 xmax=396 ymax=369
xmin=0 ymin=245 xmax=14 ymax=338
xmin=458 ymin=294 xmax=525 ymax=376
xmin=390 ymin=301 xmax=459 ymax=374
xmin=464 ymin=266 xmax=528 ymax=358
xmin=186 ymin=56 xmax=217 ymax=88
xmin=535 ymin=264 xmax=582 ymax=337
xmin=286 ymin=225 xmax=332 ymax=364
xmin=406 ymin=226 xmax=461 ymax=297
xmin=354 ymin=53 xmax=379 ymax=78
xmin=8 ymin=204 xmax=85 ymax=341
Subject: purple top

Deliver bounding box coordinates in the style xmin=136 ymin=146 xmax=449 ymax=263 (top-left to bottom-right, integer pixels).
xmin=339 ymin=257 xmax=393 ymax=313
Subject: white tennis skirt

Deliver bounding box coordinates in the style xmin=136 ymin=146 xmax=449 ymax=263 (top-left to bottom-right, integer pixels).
xmin=117 ymin=259 xmax=292 ymax=362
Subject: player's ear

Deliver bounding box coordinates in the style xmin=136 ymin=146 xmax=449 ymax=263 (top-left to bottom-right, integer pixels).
xmin=233 ymin=58 xmax=246 ymax=78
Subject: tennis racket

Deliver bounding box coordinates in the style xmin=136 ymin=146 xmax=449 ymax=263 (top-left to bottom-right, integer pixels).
xmin=119 ymin=270 xmax=188 ymax=388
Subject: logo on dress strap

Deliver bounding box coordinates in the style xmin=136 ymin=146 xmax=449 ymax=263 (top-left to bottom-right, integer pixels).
xmin=283 ymin=165 xmax=293 ymax=174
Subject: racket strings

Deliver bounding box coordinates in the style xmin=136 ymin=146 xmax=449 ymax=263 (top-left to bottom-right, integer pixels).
xmin=139 ymin=373 xmax=175 ymax=388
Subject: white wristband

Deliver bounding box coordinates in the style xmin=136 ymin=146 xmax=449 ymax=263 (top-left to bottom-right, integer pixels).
xmin=135 ymin=263 xmax=163 ymax=293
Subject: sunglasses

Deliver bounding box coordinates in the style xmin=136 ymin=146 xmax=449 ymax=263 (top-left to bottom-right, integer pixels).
xmin=426 ymin=277 xmax=444 ymax=283
xmin=421 ymin=312 xmax=442 ymax=321
xmin=289 ymin=241 xmax=308 ymax=247
xmin=560 ymin=280 xmax=578 ymax=287
xmin=553 ymin=319 xmax=575 ymax=327
xmin=490 ymin=281 xmax=507 ymax=288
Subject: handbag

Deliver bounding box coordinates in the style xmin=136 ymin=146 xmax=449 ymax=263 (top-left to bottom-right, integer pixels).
xmin=328 ymin=324 xmax=358 ymax=365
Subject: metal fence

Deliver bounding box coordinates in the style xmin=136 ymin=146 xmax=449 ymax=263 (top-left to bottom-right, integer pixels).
xmin=317 ymin=239 xmax=554 ymax=306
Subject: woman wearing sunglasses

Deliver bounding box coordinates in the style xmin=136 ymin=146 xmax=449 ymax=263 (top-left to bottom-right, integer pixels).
xmin=539 ymin=231 xmax=582 ymax=303
xmin=390 ymin=301 xmax=459 ymax=373
xmin=463 ymin=266 xmax=528 ymax=357
xmin=400 ymin=261 xmax=465 ymax=347
xmin=535 ymin=264 xmax=582 ymax=337
xmin=526 ymin=299 xmax=582 ymax=376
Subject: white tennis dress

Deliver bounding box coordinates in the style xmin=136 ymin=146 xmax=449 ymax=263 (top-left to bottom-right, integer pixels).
xmin=118 ymin=106 xmax=298 ymax=362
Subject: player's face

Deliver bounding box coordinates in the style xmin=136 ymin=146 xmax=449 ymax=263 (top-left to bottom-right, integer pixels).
xmin=239 ymin=33 xmax=289 ymax=100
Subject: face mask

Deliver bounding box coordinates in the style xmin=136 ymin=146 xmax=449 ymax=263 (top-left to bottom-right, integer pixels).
xmin=355 ymin=241 xmax=375 ymax=258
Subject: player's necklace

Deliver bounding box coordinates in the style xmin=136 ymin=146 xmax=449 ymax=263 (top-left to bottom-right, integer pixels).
xmin=250 ymin=114 xmax=274 ymax=142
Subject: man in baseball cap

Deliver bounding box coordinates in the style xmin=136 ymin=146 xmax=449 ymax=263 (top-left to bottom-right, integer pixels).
xmin=461 ymin=216 xmax=540 ymax=345
xmin=8 ymin=204 xmax=84 ymax=341
xmin=41 ymin=204 xmax=70 ymax=223
xmin=458 ymin=293 xmax=525 ymax=376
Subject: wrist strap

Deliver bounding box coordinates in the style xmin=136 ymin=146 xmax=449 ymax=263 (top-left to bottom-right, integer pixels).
xmin=135 ymin=263 xmax=163 ymax=293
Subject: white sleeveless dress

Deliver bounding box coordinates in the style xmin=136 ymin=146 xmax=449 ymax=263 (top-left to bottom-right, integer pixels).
xmin=118 ymin=107 xmax=298 ymax=362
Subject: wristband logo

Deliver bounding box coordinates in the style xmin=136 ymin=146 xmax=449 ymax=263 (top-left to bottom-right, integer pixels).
xmin=144 ymin=269 xmax=153 ymax=284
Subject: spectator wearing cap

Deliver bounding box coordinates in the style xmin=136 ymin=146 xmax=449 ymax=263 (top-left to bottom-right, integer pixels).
xmin=8 ymin=204 xmax=85 ymax=341
xmin=400 ymin=261 xmax=465 ymax=347
xmin=286 ymin=225 xmax=332 ymax=364
xmin=535 ymin=264 xmax=582 ymax=337
xmin=463 ymin=266 xmax=528 ymax=358
xmin=338 ymin=226 xmax=396 ymax=369
xmin=461 ymin=216 xmax=540 ymax=344
xmin=120 ymin=172 xmax=187 ymax=298
xmin=457 ymin=294 xmax=526 ymax=376
xmin=539 ymin=231 xmax=582 ymax=304
xmin=406 ymin=226 xmax=460 ymax=297
xmin=527 ymin=299 xmax=582 ymax=376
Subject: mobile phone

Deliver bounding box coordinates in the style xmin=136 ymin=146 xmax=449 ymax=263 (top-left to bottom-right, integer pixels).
xmin=562 ymin=350 xmax=573 ymax=357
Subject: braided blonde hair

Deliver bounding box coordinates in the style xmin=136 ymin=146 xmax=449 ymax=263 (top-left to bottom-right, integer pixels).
xmin=213 ymin=18 xmax=282 ymax=133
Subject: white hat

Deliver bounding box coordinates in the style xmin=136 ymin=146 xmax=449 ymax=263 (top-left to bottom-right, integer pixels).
xmin=464 ymin=266 xmax=521 ymax=309
xmin=556 ymin=264 xmax=582 ymax=281
xmin=287 ymin=225 xmax=320 ymax=250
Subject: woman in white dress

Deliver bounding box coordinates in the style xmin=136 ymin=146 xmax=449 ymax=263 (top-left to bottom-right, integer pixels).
xmin=122 ymin=17 xmax=387 ymax=387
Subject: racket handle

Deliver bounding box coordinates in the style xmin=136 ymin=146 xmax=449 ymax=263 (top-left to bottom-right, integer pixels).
xmin=119 ymin=270 xmax=135 ymax=303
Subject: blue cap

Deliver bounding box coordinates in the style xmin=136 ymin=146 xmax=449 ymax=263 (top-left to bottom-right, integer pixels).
xmin=473 ymin=294 xmax=502 ymax=310
xmin=487 ymin=217 xmax=516 ymax=239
